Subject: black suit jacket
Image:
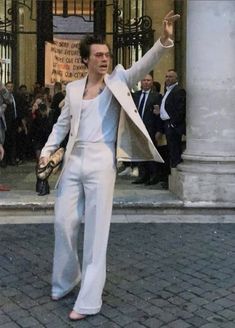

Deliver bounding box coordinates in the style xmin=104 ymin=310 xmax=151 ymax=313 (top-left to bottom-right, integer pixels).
xmin=50 ymin=91 xmax=65 ymax=125
xmin=4 ymin=92 xmax=28 ymax=129
xmin=164 ymin=85 xmax=186 ymax=135
xmin=132 ymin=89 xmax=163 ymax=141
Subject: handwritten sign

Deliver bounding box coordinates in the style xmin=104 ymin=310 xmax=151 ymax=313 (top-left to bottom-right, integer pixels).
xmin=45 ymin=38 xmax=87 ymax=85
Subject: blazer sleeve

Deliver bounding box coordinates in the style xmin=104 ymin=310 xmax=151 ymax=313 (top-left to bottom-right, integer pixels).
xmin=123 ymin=39 xmax=173 ymax=89
xmin=40 ymin=90 xmax=71 ymax=157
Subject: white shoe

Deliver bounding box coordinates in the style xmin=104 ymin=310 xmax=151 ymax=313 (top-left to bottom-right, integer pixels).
xmin=118 ymin=167 xmax=132 ymax=176
xmin=130 ymin=167 xmax=139 ymax=177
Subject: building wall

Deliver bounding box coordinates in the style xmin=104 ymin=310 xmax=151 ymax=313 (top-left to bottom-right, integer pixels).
xmin=145 ymin=0 xmax=175 ymax=93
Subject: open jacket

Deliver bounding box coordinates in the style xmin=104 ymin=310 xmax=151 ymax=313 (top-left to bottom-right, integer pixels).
xmin=164 ymin=84 xmax=186 ymax=135
xmin=41 ymin=39 xmax=173 ymax=184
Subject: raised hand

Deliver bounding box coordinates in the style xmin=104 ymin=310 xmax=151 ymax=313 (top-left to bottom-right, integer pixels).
xmin=160 ymin=10 xmax=180 ymax=45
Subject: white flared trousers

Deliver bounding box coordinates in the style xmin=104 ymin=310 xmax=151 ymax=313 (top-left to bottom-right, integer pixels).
xmin=52 ymin=142 xmax=116 ymax=315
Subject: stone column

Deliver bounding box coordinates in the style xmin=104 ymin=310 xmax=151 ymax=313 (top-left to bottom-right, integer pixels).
xmin=169 ymin=1 xmax=235 ymax=205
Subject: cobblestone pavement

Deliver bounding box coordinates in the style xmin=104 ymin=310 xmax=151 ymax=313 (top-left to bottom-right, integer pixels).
xmin=1 ymin=223 xmax=235 ymax=328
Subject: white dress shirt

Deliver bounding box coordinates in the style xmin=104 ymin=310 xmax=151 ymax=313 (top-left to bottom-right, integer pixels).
xmin=160 ymin=82 xmax=178 ymax=120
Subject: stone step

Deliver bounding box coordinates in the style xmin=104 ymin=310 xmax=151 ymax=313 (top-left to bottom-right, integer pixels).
xmin=1 ymin=189 xmax=235 ymax=224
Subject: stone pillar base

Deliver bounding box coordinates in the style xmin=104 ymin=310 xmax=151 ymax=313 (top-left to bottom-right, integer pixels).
xmin=169 ymin=158 xmax=235 ymax=205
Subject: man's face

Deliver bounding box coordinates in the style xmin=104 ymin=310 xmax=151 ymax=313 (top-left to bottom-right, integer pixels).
xmin=86 ymin=44 xmax=111 ymax=76
xmin=6 ymin=83 xmax=14 ymax=93
xmin=141 ymin=75 xmax=153 ymax=91
xmin=165 ymin=71 xmax=177 ymax=87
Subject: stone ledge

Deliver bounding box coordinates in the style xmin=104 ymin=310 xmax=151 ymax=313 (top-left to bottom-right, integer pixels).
xmin=1 ymin=190 xmax=235 ymax=219
xmin=1 ymin=214 xmax=235 ymax=225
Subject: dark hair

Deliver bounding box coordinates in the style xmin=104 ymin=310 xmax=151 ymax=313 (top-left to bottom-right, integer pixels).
xmin=35 ymin=102 xmax=47 ymax=119
xmin=38 ymin=103 xmax=47 ymax=113
xmin=153 ymin=81 xmax=161 ymax=93
xmin=19 ymin=84 xmax=27 ymax=90
xmin=54 ymin=82 xmax=62 ymax=90
xmin=79 ymin=35 xmax=110 ymax=67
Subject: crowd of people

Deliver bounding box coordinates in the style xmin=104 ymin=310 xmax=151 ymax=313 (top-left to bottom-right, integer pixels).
xmin=0 ymin=81 xmax=65 ymax=166
xmin=0 ymin=69 xmax=186 ymax=192
xmin=0 ymin=80 xmax=65 ymax=193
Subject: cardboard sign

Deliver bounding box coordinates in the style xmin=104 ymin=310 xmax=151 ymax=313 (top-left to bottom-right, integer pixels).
xmin=45 ymin=38 xmax=87 ymax=85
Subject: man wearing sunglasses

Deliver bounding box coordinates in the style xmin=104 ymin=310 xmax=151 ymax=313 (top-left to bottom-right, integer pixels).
xmin=40 ymin=11 xmax=180 ymax=321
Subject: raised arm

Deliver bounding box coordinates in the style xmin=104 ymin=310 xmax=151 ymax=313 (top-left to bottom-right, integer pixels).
xmin=124 ymin=11 xmax=180 ymax=88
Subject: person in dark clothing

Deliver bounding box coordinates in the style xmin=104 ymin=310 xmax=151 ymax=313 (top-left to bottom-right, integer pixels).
xmin=132 ymin=74 xmax=163 ymax=185
xmin=160 ymin=69 xmax=186 ymax=168
xmin=3 ymin=81 xmax=28 ymax=166
xmin=15 ymin=84 xmax=31 ymax=163
xmin=0 ymin=81 xmax=11 ymax=190
xmin=30 ymin=103 xmax=51 ymax=195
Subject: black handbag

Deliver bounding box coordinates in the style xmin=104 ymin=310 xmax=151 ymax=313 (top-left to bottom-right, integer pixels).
xmin=36 ymin=178 xmax=50 ymax=196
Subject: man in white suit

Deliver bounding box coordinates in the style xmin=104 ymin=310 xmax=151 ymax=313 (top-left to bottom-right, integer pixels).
xmin=40 ymin=11 xmax=180 ymax=321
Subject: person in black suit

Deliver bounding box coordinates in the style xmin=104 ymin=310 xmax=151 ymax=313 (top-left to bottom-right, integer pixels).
xmin=132 ymin=74 xmax=163 ymax=184
xmin=0 ymin=83 xmax=7 ymax=159
xmin=160 ymin=69 xmax=186 ymax=168
xmin=0 ymin=81 xmax=11 ymax=190
xmin=3 ymin=81 xmax=28 ymax=166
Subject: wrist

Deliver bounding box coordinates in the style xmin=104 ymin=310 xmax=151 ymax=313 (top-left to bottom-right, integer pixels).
xmin=160 ymin=36 xmax=171 ymax=46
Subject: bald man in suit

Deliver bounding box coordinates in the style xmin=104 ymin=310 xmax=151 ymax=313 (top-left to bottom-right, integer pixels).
xmin=132 ymin=74 xmax=163 ymax=184
xmin=160 ymin=69 xmax=186 ymax=168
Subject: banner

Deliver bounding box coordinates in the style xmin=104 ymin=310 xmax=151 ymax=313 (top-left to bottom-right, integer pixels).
xmin=45 ymin=38 xmax=87 ymax=85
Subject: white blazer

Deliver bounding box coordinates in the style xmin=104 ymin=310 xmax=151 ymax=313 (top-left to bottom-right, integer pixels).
xmin=41 ymin=39 xmax=173 ymax=184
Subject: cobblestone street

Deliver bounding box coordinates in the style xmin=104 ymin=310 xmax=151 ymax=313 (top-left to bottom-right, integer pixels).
xmin=0 ymin=223 xmax=235 ymax=327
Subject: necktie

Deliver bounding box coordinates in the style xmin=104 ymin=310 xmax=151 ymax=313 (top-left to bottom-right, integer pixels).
xmin=138 ymin=92 xmax=146 ymax=118
xmin=12 ymin=96 xmax=17 ymax=119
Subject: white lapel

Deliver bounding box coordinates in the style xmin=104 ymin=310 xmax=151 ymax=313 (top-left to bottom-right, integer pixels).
xmin=104 ymin=75 xmax=153 ymax=144
xmin=69 ymin=76 xmax=87 ymax=135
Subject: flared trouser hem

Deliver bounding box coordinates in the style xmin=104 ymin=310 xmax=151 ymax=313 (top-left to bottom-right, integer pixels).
xmin=73 ymin=303 xmax=102 ymax=315
xmin=51 ymin=276 xmax=81 ymax=299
